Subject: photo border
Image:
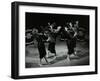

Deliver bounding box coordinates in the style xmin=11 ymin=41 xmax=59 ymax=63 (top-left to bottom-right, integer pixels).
xmin=11 ymin=1 xmax=98 ymax=79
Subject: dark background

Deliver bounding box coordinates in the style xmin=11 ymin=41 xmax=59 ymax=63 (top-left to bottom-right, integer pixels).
xmin=25 ymin=12 xmax=89 ymax=31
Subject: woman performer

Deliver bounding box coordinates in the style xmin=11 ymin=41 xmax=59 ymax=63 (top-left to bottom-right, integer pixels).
xmin=26 ymin=29 xmax=35 ymax=46
xmin=64 ymin=22 xmax=77 ymax=61
xmin=46 ymin=23 xmax=61 ymax=58
xmin=25 ymin=29 xmax=34 ymax=55
xmin=47 ymin=30 xmax=57 ymax=57
xmin=32 ymin=28 xmax=49 ymax=66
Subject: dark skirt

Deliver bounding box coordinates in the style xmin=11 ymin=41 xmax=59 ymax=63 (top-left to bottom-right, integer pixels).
xmin=38 ymin=43 xmax=46 ymax=59
xmin=66 ymin=38 xmax=76 ymax=55
xmin=48 ymin=42 xmax=56 ymax=53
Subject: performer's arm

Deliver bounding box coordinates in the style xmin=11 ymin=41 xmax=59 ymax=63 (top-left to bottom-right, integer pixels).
xmin=73 ymin=28 xmax=78 ymax=38
xmin=46 ymin=37 xmax=51 ymax=42
xmin=26 ymin=41 xmax=34 ymax=45
xmin=55 ymin=26 xmax=61 ymax=33
xmin=65 ymin=27 xmax=68 ymax=31
xmin=26 ymin=29 xmax=32 ymax=32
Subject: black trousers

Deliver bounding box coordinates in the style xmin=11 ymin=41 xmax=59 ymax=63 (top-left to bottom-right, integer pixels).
xmin=48 ymin=42 xmax=56 ymax=54
xmin=66 ymin=38 xmax=76 ymax=55
xmin=38 ymin=43 xmax=46 ymax=59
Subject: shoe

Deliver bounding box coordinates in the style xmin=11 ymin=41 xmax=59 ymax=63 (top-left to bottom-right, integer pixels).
xmin=46 ymin=54 xmax=49 ymax=58
xmin=74 ymin=51 xmax=77 ymax=56
xmin=39 ymin=64 xmax=42 ymax=67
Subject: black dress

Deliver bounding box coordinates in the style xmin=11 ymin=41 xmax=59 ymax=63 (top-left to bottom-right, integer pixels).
xmin=48 ymin=32 xmax=56 ymax=54
xmin=36 ymin=34 xmax=47 ymax=59
xmin=65 ymin=28 xmax=77 ymax=55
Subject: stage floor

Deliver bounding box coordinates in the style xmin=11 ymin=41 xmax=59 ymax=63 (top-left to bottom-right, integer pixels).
xmin=25 ymin=40 xmax=89 ymax=68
